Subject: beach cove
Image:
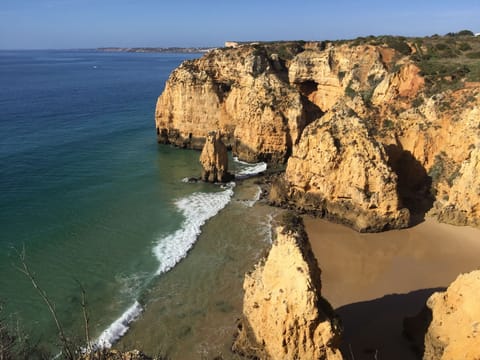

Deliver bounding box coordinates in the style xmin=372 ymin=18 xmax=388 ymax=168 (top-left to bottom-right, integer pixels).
xmin=306 ymin=216 xmax=480 ymax=360
xmin=113 ymin=188 xmax=480 ymax=359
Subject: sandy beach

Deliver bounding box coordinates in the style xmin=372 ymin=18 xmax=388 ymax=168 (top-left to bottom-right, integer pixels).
xmin=305 ymin=216 xmax=480 ymax=360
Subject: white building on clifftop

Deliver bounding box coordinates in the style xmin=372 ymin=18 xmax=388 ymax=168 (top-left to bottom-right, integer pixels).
xmin=225 ymin=41 xmax=239 ymax=48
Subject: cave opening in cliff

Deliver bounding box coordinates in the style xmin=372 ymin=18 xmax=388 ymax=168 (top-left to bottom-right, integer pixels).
xmin=386 ymin=144 xmax=434 ymax=226
xmin=215 ymin=81 xmax=232 ymax=102
xmin=298 ymin=80 xmax=318 ymax=99
xmin=295 ymin=80 xmax=325 ymax=128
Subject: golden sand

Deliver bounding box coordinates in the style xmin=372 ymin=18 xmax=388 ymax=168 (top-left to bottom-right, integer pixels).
xmin=305 ymin=216 xmax=480 ymax=360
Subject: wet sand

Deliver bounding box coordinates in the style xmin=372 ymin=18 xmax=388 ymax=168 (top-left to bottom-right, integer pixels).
xmin=117 ymin=181 xmax=276 ymax=359
xmin=305 ymin=216 xmax=480 ymax=360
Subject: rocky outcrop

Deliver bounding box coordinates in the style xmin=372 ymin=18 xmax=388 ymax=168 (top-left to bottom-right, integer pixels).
xmin=276 ymin=105 xmax=409 ymax=232
xmin=199 ymin=131 xmax=232 ymax=182
xmin=434 ymin=148 xmax=480 ymax=227
xmin=155 ymin=44 xmax=311 ymax=163
xmin=289 ymin=45 xmax=389 ymax=112
xmin=233 ymin=220 xmax=343 ymax=360
xmin=405 ymin=270 xmax=480 ymax=360
xmin=156 ymin=39 xmax=480 ymax=229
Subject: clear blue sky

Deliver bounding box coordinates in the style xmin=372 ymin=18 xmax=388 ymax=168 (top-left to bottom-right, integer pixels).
xmin=0 ymin=0 xmax=479 ymax=49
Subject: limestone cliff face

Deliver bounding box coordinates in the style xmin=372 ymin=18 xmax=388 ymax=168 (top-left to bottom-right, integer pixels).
xmin=282 ymin=105 xmax=409 ymax=232
xmin=156 ymin=40 xmax=480 ymax=229
xmin=233 ymin=224 xmax=343 ymax=360
xmin=155 ymin=46 xmax=309 ymax=163
xmin=435 ymin=148 xmax=480 ymax=227
xmin=289 ymin=45 xmax=389 ymax=112
xmin=379 ymin=88 xmax=480 ymax=226
xmin=199 ymin=131 xmax=231 ymax=182
xmin=408 ymin=270 xmax=480 ymax=360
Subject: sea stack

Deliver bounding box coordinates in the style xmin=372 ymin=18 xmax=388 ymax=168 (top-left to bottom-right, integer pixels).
xmin=233 ymin=216 xmax=343 ymax=360
xmin=199 ymin=131 xmax=232 ymax=183
xmin=156 ymin=40 xmax=480 ymax=230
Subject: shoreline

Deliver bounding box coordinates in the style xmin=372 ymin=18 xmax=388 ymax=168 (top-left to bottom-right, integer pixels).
xmin=305 ymin=216 xmax=480 ymax=308
xmin=111 ymin=178 xmax=480 ymax=359
xmin=305 ymin=215 xmax=480 ymax=359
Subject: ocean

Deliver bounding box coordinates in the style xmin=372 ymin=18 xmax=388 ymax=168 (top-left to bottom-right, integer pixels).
xmin=0 ymin=50 xmax=273 ymax=358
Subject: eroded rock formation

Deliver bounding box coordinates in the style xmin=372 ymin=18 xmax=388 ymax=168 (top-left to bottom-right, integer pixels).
xmin=405 ymin=270 xmax=480 ymax=360
xmin=434 ymin=148 xmax=480 ymax=227
xmin=199 ymin=131 xmax=232 ymax=182
xmin=156 ymin=40 xmax=480 ymax=229
xmin=155 ymin=44 xmax=310 ymax=163
xmin=280 ymin=105 xmax=410 ymax=232
xmin=232 ymin=220 xmax=343 ymax=360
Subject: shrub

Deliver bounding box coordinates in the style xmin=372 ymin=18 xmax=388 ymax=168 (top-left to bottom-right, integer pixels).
xmin=385 ymin=36 xmax=412 ymax=55
xmin=447 ymin=166 xmax=461 ymax=187
xmin=361 ymin=88 xmax=374 ymax=106
xmin=281 ymin=211 xmax=305 ymax=234
xmin=345 ymin=81 xmax=356 ymax=99
xmin=383 ymin=119 xmax=394 ymax=130
xmin=466 ymin=51 xmax=480 ymax=59
xmin=446 ymin=30 xmax=474 ymax=37
xmin=458 ymin=42 xmax=472 ymax=51
xmin=457 ymin=30 xmax=475 ymax=36
xmin=412 ymin=97 xmax=424 ymax=107
xmin=428 ymin=154 xmax=445 ymax=183
xmin=435 ymin=43 xmax=449 ymax=51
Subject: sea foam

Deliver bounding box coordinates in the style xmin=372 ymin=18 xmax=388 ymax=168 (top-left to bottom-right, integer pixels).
xmin=93 ymin=301 xmax=143 ymax=349
xmin=233 ymin=157 xmax=267 ymax=178
xmin=93 ymin=184 xmax=235 ymax=349
xmin=153 ymin=184 xmax=235 ymax=275
xmin=92 ymin=159 xmax=265 ymax=349
xmin=241 ymin=185 xmax=263 ymax=208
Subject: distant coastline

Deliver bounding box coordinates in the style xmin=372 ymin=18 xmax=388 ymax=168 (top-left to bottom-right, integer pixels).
xmin=97 ymin=46 xmax=215 ymax=53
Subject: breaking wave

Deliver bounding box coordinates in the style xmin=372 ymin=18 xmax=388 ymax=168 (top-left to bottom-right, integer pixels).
xmin=93 ymin=301 xmax=143 ymax=349
xmin=94 ymin=158 xmax=266 ymax=349
xmin=153 ymin=183 xmax=235 ymax=274
xmin=232 ymin=157 xmax=267 ymax=178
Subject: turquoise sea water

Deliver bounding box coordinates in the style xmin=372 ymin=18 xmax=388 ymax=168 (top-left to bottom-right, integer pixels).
xmin=0 ymin=50 xmax=271 ymax=353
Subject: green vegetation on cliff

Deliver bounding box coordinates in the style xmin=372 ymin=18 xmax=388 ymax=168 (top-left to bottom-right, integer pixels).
xmin=332 ymin=30 xmax=480 ymax=93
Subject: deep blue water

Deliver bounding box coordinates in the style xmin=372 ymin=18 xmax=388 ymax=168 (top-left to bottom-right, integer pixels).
xmin=0 ymin=50 xmax=215 ymax=348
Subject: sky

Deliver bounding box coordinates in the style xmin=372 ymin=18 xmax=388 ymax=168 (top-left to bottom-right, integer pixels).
xmin=0 ymin=0 xmax=479 ymax=49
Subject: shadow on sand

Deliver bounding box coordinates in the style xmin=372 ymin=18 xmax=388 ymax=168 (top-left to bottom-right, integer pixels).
xmin=336 ymin=287 xmax=444 ymax=360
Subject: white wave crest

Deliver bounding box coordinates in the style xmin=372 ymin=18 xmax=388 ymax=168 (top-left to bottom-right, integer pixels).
xmin=93 ymin=301 xmax=143 ymax=349
xmin=241 ymin=185 xmax=263 ymax=207
xmin=260 ymin=212 xmax=276 ymax=244
xmin=153 ymin=185 xmax=234 ymax=275
xmin=94 ymin=185 xmax=235 ymax=349
xmin=233 ymin=157 xmax=267 ymax=178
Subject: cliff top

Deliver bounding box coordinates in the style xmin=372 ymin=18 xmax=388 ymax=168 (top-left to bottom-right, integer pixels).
xmin=218 ymin=32 xmax=480 ymax=90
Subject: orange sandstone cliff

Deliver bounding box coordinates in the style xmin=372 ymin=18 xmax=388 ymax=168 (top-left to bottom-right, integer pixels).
xmin=155 ymin=39 xmax=480 ymax=230
xmin=405 ymin=270 xmax=480 ymax=360
xmin=232 ymin=221 xmax=343 ymax=360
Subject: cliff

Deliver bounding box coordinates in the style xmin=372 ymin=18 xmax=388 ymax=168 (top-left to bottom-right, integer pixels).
xmin=199 ymin=131 xmax=232 ymax=182
xmin=232 ymin=219 xmax=343 ymax=360
xmin=155 ymin=43 xmax=311 ymax=163
xmin=282 ymin=104 xmax=410 ymax=232
xmin=155 ymin=37 xmax=480 ymax=229
xmin=405 ymin=270 xmax=480 ymax=360
xmin=434 ymin=148 xmax=480 ymax=227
